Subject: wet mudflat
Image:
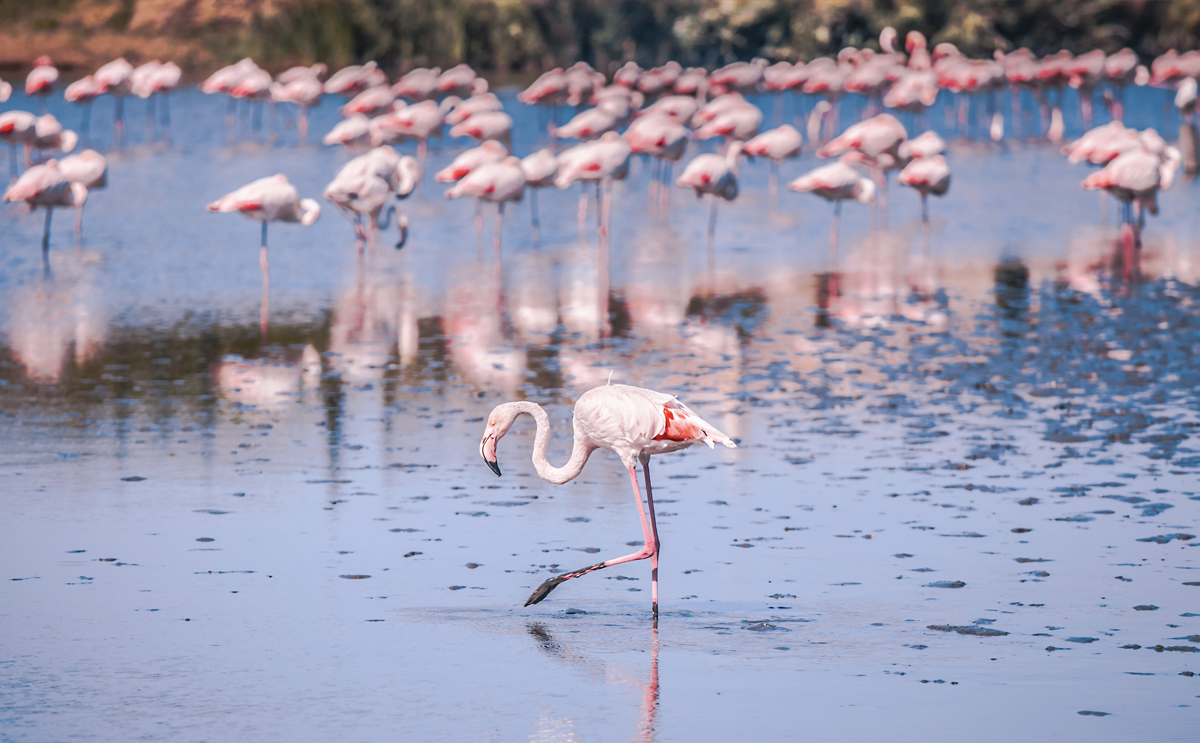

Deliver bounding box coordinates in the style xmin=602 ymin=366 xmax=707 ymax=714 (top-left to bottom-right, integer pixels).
xmin=1 ymin=87 xmax=1199 ymax=741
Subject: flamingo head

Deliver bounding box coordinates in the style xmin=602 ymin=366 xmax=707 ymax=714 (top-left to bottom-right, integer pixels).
xmin=479 ymin=403 xmax=521 ymax=477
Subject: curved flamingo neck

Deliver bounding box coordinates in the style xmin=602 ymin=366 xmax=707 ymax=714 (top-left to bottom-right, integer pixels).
xmin=509 ymin=401 xmax=594 ymax=485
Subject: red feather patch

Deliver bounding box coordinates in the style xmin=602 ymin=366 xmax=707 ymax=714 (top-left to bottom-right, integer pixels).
xmin=654 ymin=406 xmax=705 ymax=442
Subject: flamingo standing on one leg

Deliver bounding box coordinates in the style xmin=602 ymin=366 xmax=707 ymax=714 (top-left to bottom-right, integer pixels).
xmin=897 ymin=153 xmax=950 ymax=293
xmin=743 ymin=124 xmax=802 ymax=209
xmin=677 ymin=141 xmax=743 ymax=281
xmin=94 ymin=58 xmax=134 ymax=146
xmin=64 ymin=75 xmax=104 ymax=140
xmin=520 ymin=149 xmax=558 ymax=245
xmin=787 ymin=158 xmax=876 ymax=291
xmin=445 ymin=157 xmax=527 ymax=263
xmin=434 ymin=140 xmax=509 ymax=246
xmin=479 ymin=383 xmax=737 ymax=617
xmin=0 ymin=110 xmax=36 ymax=179
xmin=623 ymin=112 xmax=688 ymax=217
xmin=3 ymin=159 xmax=88 ymax=273
xmin=56 ymin=149 xmax=107 ymax=240
xmin=206 ymin=175 xmax=321 ymax=342
xmin=25 ymin=56 xmax=59 ymax=112
xmin=270 ymin=69 xmax=324 ymax=144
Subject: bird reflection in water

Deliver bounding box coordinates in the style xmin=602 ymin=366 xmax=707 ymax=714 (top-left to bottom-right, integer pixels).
xmin=6 ymin=252 xmax=106 ymax=382
xmin=527 ymin=622 xmax=660 ymax=743
xmin=444 ymin=258 xmax=526 ymax=394
xmin=213 ymin=345 xmax=321 ymax=409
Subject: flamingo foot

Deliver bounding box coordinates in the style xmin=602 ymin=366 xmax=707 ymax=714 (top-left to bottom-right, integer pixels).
xmin=524 ymin=562 xmax=605 ymax=606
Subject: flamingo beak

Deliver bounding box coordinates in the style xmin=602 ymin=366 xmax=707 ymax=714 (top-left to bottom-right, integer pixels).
xmin=480 ymin=434 xmax=501 ymax=477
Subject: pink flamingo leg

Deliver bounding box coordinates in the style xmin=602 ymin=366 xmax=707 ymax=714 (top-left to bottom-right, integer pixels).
xmin=524 ymin=464 xmax=658 ymax=607
xmin=259 ymin=228 xmax=270 ymax=344
xmin=641 ymin=455 xmax=660 ymax=614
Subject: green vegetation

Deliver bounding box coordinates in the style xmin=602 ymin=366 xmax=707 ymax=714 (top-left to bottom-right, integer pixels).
xmin=4 ymin=0 xmax=1200 ymax=73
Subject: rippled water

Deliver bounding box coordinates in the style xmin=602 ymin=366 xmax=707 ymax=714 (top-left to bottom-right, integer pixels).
xmin=2 ymin=85 xmax=1198 ymax=741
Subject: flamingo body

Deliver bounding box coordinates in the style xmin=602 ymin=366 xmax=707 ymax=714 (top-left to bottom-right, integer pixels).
xmin=479 ymin=384 xmax=735 ymax=610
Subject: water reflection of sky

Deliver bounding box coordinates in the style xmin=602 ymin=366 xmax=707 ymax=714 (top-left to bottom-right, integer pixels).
xmin=1 ymin=86 xmax=1198 ymax=741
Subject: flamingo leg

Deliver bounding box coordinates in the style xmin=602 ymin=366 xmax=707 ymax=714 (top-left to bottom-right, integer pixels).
xmin=298 ymin=104 xmax=309 ymax=144
xmin=475 ymin=199 xmax=484 ymax=259
xmin=641 ymin=454 xmax=660 ymax=617
xmin=8 ymin=143 xmax=16 ymax=180
xmin=114 ymin=96 xmax=125 ymax=147
xmin=260 ymin=224 xmax=270 ymax=344
xmin=530 ymin=188 xmax=540 ymax=247
xmin=524 ymin=463 xmax=658 ymax=607
xmin=599 ymin=179 xmax=612 ymax=337
xmin=81 ymin=101 xmax=92 ymax=141
xmin=161 ymin=94 xmax=172 ymax=141
xmin=577 ymin=183 xmax=588 ymax=240
xmin=494 ymin=201 xmax=504 ymax=264
xmin=42 ymin=207 xmax=53 ymax=275
xmin=769 ymin=160 xmax=779 ymax=211
xmin=707 ymin=195 xmax=718 ymax=281
xmin=146 ymin=95 xmax=156 ymax=141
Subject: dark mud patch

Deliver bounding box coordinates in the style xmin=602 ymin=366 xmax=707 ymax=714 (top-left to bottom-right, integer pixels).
xmin=927 ymin=625 xmax=1009 ymax=637
xmin=925 ymin=581 xmax=967 ymax=588
xmin=1078 ymin=711 xmax=1111 ymax=717
xmin=1015 ymin=557 xmax=1052 ymax=563
xmin=339 ymin=574 xmax=371 ymax=580
xmin=1137 ymin=534 xmax=1194 ymax=544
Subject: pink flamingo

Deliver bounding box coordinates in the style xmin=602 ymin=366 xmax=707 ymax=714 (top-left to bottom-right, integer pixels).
xmin=788 ymin=158 xmax=876 ymax=275
xmin=270 ymin=71 xmax=324 ymax=143
xmin=325 ymin=147 xmax=418 ymax=250
xmin=552 ymin=106 xmax=619 ymax=141
xmin=518 ymin=68 xmax=567 ymax=132
xmin=435 ymin=140 xmax=510 ymax=241
xmin=677 ymin=141 xmax=743 ymax=277
xmin=673 ymin=66 xmax=709 ymax=100
xmin=802 ymin=58 xmax=847 ymax=141
xmin=443 ymin=90 xmax=503 ymax=126
xmin=94 ymin=58 xmax=134 ymax=144
xmin=1082 ymin=131 xmax=1181 ymax=281
xmin=3 ymin=158 xmax=89 ymax=270
xmin=1104 ymin=49 xmax=1138 ymax=122
xmin=555 ymin=132 xmax=632 ymax=242
xmin=614 ymin=62 xmax=642 ymax=89
xmin=817 ymin=113 xmax=907 ymax=226
xmin=709 ymin=59 xmax=768 ymax=94
xmin=340 ymin=86 xmax=397 ymax=117
xmin=25 ymin=56 xmax=59 ymax=109
xmin=449 ymin=110 xmax=513 ymax=147
xmin=744 ymin=124 xmax=802 ymax=207
xmin=130 ymin=61 xmax=182 ymax=139
xmin=694 ymin=101 xmax=762 ymax=144
xmin=207 ymin=175 xmax=321 ymax=341
xmin=56 ymin=149 xmax=107 ymax=237
xmin=324 ymin=62 xmax=388 ymax=97
xmin=229 ymin=65 xmax=273 ymax=138
xmin=28 ymin=114 xmax=78 ymax=163
xmin=323 ymin=114 xmax=373 ymax=147
xmin=637 ymin=62 xmax=682 ymax=98
xmin=371 ymin=100 xmax=448 ymax=173
xmin=897 ymin=153 xmax=951 ymax=255
xmin=0 ymin=77 xmax=11 ymax=103
xmin=436 ymin=64 xmax=480 ymax=97
xmin=1 ymin=111 xmax=37 ymax=177
xmin=624 ymin=113 xmax=689 ymax=214
xmin=564 ymin=62 xmax=606 ymax=107
xmin=638 ymin=95 xmax=699 ymax=122
xmin=591 ymin=85 xmax=643 ymax=122
xmin=64 ymin=76 xmax=103 ymax=137
xmin=392 ymin=67 xmax=442 ymax=102
xmin=762 ymin=61 xmax=808 ymax=125
xmin=479 ymin=383 xmax=736 ymax=614
xmin=445 ymin=157 xmax=527 ymax=261
xmin=520 ymin=148 xmax=557 ymax=243
xmin=200 ymin=58 xmax=259 ymax=140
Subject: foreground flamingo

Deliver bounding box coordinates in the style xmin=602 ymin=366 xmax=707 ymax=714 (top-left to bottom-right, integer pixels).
xmin=479 ymin=383 xmax=736 ymax=615
xmin=207 ymin=175 xmax=320 ymax=341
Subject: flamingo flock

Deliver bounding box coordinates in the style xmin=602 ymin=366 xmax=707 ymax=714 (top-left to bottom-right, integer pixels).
xmin=3 ymin=39 xmax=1197 ymax=614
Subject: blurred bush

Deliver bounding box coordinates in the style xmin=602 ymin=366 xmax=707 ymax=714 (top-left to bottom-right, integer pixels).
xmin=2 ymin=0 xmax=1200 ymax=72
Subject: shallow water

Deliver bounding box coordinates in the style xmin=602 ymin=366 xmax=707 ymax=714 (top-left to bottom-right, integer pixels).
xmin=1 ymin=85 xmax=1198 ymax=741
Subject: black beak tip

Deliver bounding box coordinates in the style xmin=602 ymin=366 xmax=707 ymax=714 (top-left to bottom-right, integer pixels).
xmin=486 ymin=459 xmax=501 ymax=477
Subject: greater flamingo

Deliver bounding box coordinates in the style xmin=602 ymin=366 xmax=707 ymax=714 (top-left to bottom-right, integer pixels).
xmin=520 ymin=148 xmax=558 ymax=242
xmin=449 ymin=110 xmax=514 ymax=146
xmin=340 ymin=86 xmax=397 ymax=117
xmin=445 ymin=156 xmax=527 ymax=261
xmin=64 ymin=76 xmax=104 ymax=137
xmin=56 ymin=149 xmax=107 ymax=238
xmin=0 ymin=110 xmax=36 ymax=178
xmin=624 ymin=113 xmax=689 ymax=215
xmin=25 ymin=56 xmax=59 ymax=109
xmin=435 ymin=140 xmax=510 ymax=244
xmin=788 ymin=158 xmax=876 ymax=275
xmin=554 ymin=132 xmax=631 ymax=243
xmin=130 ymin=61 xmax=182 ymax=139
xmin=818 ymin=113 xmax=907 ymax=227
xmin=94 ymin=58 xmax=134 ymax=144
xmin=677 ymin=141 xmax=743 ymax=277
xmin=324 ymin=62 xmax=388 ymax=97
xmin=478 ymin=383 xmax=736 ymax=615
xmin=743 ymin=124 xmax=802 ymax=206
xmin=3 ymin=158 xmax=89 ymax=271
xmin=897 ymin=153 xmax=951 ymax=260
xmin=0 ymin=77 xmax=11 ymax=103
xmin=392 ymin=67 xmax=442 ymax=102
xmin=1082 ymin=131 xmax=1181 ymax=280
xmin=206 ymin=175 xmax=320 ymax=341
xmin=325 ymin=147 xmax=419 ymax=250
xmin=270 ymin=71 xmax=324 ymax=143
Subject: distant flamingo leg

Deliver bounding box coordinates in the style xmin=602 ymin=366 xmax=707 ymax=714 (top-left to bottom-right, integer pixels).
xmin=8 ymin=143 xmax=16 ymax=180
xmin=706 ymin=195 xmax=719 ymax=280
xmin=524 ymin=464 xmax=657 ymax=607
xmin=259 ymin=224 xmax=270 ymax=344
xmin=661 ymin=162 xmax=672 ymax=219
xmin=41 ymin=207 xmax=53 ymax=275
xmin=577 ymin=184 xmax=588 ymax=239
xmin=161 ymin=94 xmax=172 ymax=141
xmin=494 ymin=201 xmax=505 ymax=264
xmin=530 ymin=188 xmax=540 ymax=247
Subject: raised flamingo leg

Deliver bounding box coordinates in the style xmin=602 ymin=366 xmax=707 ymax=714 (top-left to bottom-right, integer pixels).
xmin=260 ymin=223 xmax=270 ymax=344
xmin=525 ymin=463 xmax=658 ymax=607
